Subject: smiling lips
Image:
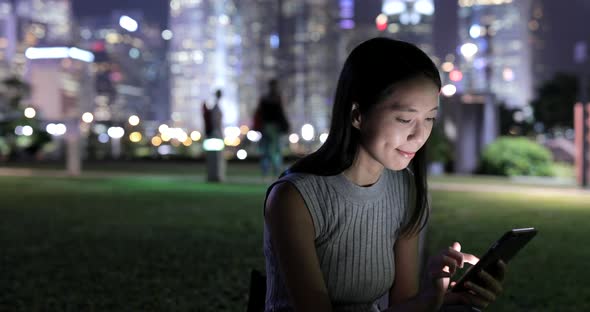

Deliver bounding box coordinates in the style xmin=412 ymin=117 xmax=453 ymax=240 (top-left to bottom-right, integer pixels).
xmin=396 ymin=149 xmax=416 ymax=158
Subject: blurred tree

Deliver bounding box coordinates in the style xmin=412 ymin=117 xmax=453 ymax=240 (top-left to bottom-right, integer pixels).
xmin=498 ymin=102 xmax=533 ymax=136
xmin=0 ymin=76 xmax=30 ymax=121
xmin=3 ymin=77 xmax=30 ymax=108
xmin=426 ymin=124 xmax=452 ymax=163
xmin=530 ymin=73 xmax=589 ymax=132
xmin=0 ymin=76 xmax=50 ymax=160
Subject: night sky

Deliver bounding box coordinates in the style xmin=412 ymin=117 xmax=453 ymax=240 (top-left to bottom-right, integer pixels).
xmin=72 ymin=0 xmax=169 ymax=27
xmin=540 ymin=0 xmax=590 ymax=75
xmin=72 ymin=0 xmax=590 ymax=83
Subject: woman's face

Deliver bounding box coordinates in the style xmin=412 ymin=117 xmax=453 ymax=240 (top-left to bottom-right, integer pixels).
xmin=356 ymin=77 xmax=440 ymax=171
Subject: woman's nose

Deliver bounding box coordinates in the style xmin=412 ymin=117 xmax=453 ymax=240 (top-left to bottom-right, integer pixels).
xmin=408 ymin=122 xmax=426 ymax=145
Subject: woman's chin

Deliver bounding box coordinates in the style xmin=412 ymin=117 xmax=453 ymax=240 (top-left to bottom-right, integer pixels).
xmin=384 ymin=159 xmax=411 ymax=171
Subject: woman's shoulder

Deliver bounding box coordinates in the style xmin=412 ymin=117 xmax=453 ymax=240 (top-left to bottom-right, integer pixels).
xmin=265 ymin=172 xmax=330 ymax=240
xmin=268 ymin=172 xmax=333 ymax=202
xmin=274 ymin=171 xmax=330 ymax=186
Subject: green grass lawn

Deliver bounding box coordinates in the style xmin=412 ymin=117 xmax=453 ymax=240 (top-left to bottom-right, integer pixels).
xmin=0 ymin=174 xmax=588 ymax=311
xmin=1 ymin=159 xmax=265 ymax=177
xmin=429 ymin=191 xmax=589 ymax=311
xmin=0 ymin=176 xmax=268 ymax=311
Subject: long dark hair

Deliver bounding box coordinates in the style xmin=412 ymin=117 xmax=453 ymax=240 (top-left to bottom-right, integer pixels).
xmin=285 ymin=38 xmax=441 ymax=237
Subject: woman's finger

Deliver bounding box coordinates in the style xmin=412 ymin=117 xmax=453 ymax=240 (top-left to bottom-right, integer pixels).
xmin=477 ymin=270 xmax=504 ymax=295
xmin=430 ymin=270 xmax=452 ymax=279
xmin=465 ymin=280 xmax=496 ymax=303
xmin=452 ymin=242 xmax=461 ymax=252
xmin=440 ymin=255 xmax=459 ymax=275
xmin=494 ymin=260 xmax=507 ymax=281
xmin=461 ymin=252 xmax=480 ymax=266
xmin=461 ymin=292 xmax=489 ymax=309
xmin=445 ymin=245 xmax=465 ymax=268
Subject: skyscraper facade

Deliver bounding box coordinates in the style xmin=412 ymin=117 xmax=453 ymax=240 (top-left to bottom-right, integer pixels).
xmin=78 ymin=12 xmax=168 ymax=123
xmin=168 ymin=0 xmax=241 ymax=131
xmin=457 ymin=0 xmax=533 ymax=108
xmin=233 ymin=0 xmax=279 ymax=127
xmin=529 ymin=0 xmax=548 ymax=87
xmin=277 ymin=0 xmax=341 ymax=134
xmin=0 ymin=0 xmax=73 ymax=77
xmin=168 ymin=0 xmax=350 ymax=136
xmin=17 ymin=0 xmax=73 ymax=45
xmin=380 ymin=0 xmax=436 ymax=56
xmin=0 ymin=1 xmax=16 ymax=76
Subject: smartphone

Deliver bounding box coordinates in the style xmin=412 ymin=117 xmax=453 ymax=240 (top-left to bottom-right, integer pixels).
xmin=451 ymin=227 xmax=537 ymax=293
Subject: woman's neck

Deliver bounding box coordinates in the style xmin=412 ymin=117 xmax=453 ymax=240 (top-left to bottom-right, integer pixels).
xmin=342 ymin=147 xmax=384 ymax=187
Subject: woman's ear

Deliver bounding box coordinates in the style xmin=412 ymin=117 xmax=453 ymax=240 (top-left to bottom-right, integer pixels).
xmin=351 ymin=102 xmax=361 ymax=130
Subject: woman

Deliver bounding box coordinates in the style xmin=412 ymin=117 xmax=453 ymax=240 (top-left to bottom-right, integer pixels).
xmin=263 ymin=38 xmax=505 ymax=312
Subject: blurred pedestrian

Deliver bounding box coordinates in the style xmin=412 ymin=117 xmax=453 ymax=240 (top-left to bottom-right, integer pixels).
xmin=254 ymin=79 xmax=290 ymax=178
xmin=202 ymin=100 xmax=212 ymax=137
xmin=203 ymin=89 xmax=225 ymax=182
xmin=207 ymin=90 xmax=224 ymax=139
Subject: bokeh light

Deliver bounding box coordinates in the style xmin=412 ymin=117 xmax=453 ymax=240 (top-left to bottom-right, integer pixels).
xmin=441 ymin=84 xmax=457 ymax=97
xmin=301 ymin=124 xmax=314 ymax=141
xmin=190 ymin=131 xmax=202 ymax=141
xmin=289 ymin=133 xmax=300 ymax=144
xmin=128 ymin=115 xmax=140 ymax=126
xmin=107 ymin=127 xmax=125 ymax=139
xmin=151 ymin=136 xmax=163 ymax=147
xmin=82 ymin=112 xmax=94 ymax=123
xmin=236 ymin=149 xmax=247 ymax=160
xmin=24 ymin=107 xmax=36 ymax=118
xmin=247 ymin=130 xmax=262 ymax=142
xmin=129 ymin=131 xmax=142 ymax=142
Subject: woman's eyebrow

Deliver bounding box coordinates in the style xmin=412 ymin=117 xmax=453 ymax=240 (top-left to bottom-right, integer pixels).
xmin=390 ymin=104 xmax=439 ymax=112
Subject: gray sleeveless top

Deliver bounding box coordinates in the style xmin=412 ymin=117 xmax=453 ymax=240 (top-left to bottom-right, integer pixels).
xmin=263 ymin=168 xmax=413 ymax=312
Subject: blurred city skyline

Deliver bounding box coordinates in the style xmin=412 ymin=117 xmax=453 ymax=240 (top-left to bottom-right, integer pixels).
xmin=1 ymin=0 xmax=589 ymax=165
xmin=70 ymin=0 xmax=590 ymax=80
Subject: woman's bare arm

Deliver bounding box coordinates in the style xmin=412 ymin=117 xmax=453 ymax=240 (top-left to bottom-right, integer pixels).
xmin=383 ymin=233 xmax=439 ymax=312
xmin=390 ymin=233 xmax=421 ymax=304
xmin=265 ymin=182 xmax=332 ymax=312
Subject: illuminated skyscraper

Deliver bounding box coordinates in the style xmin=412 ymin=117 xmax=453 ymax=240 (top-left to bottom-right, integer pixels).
xmin=0 ymin=1 xmax=16 ymax=74
xmin=168 ymin=0 xmax=348 ymax=135
xmin=168 ymin=0 xmax=241 ymax=131
xmin=277 ymin=0 xmax=341 ymax=134
xmin=379 ymin=0 xmax=436 ymax=56
xmin=78 ymin=12 xmax=168 ymax=122
xmin=529 ymin=0 xmax=548 ymax=87
xmin=234 ymin=0 xmax=279 ymax=127
xmin=0 ymin=0 xmax=74 ymax=77
xmin=16 ymin=0 xmax=73 ymax=45
xmin=457 ymin=0 xmax=533 ymax=108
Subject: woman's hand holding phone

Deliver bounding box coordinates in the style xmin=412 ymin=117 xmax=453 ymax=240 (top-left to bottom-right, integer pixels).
xmin=420 ymin=242 xmax=507 ymax=310
xmin=444 ymin=255 xmax=507 ymax=309
xmin=420 ymin=242 xmax=478 ymax=309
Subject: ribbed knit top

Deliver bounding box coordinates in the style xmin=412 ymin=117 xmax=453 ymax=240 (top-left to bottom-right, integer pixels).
xmin=263 ymin=168 xmax=413 ymax=312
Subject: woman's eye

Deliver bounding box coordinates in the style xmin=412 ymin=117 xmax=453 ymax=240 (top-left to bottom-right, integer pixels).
xmin=396 ymin=118 xmax=411 ymax=124
xmin=426 ymin=117 xmax=437 ymax=122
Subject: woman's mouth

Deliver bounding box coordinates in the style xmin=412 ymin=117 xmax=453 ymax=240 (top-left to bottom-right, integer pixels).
xmin=396 ymin=149 xmax=416 ymax=158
